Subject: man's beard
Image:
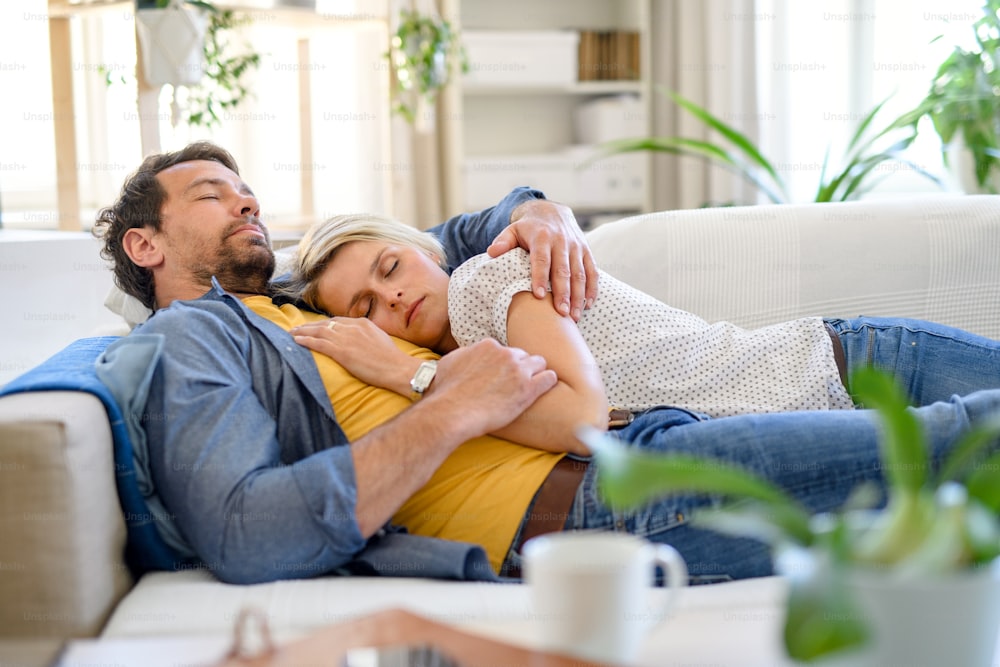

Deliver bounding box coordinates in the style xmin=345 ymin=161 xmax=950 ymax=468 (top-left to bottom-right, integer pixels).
xmin=192 ymin=222 xmax=276 ymax=295
xmin=214 ymin=237 xmax=276 ymax=295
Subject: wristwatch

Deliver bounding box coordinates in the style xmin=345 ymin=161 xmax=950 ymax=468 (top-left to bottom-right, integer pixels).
xmin=409 ymin=360 xmax=438 ymax=400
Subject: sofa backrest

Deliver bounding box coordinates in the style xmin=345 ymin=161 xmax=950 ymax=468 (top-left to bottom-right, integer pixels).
xmin=587 ymin=195 xmax=1000 ymax=340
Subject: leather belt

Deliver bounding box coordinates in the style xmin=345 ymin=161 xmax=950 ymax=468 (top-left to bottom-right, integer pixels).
xmin=824 ymin=322 xmax=849 ymax=388
xmin=508 ymin=456 xmax=589 ymax=577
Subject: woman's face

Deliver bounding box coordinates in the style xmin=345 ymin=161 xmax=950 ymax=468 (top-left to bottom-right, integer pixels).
xmin=314 ymin=240 xmax=453 ymax=350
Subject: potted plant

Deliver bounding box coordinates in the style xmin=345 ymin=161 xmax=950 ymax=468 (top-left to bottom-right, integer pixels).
xmin=131 ymin=0 xmax=262 ymax=128
xmin=594 ymin=89 xmax=939 ymax=205
xmin=135 ymin=0 xmax=213 ymax=87
xmin=915 ymin=0 xmax=1000 ymax=193
xmin=581 ymin=367 xmax=1000 ymax=665
xmin=386 ymin=8 xmax=467 ymax=129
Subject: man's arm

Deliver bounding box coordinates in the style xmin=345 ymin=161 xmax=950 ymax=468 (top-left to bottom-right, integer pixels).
xmin=143 ymin=305 xmax=554 ymax=583
xmin=428 ymin=187 xmax=546 ymax=270
xmin=428 ymin=187 xmax=599 ymax=322
xmin=351 ymin=339 xmax=557 ymax=535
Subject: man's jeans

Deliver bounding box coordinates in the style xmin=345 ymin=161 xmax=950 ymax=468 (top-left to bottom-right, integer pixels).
xmin=556 ymin=317 xmax=1000 ymax=583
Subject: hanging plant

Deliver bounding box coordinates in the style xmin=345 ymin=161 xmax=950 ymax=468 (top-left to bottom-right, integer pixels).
xmin=387 ymin=9 xmax=467 ymax=126
xmin=181 ymin=6 xmax=262 ymax=128
xmin=104 ymin=1 xmax=262 ymax=129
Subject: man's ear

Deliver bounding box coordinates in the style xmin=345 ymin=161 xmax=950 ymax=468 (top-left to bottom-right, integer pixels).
xmin=122 ymin=227 xmax=163 ymax=268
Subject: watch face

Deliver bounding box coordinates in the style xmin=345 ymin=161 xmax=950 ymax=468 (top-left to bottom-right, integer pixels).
xmin=412 ymin=361 xmax=438 ymax=394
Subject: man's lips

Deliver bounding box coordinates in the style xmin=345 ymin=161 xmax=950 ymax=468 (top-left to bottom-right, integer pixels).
xmin=406 ymin=297 xmax=425 ymax=327
xmin=230 ymin=224 xmax=266 ymax=239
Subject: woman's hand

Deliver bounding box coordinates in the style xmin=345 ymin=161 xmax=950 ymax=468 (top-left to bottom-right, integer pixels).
xmin=291 ymin=318 xmax=423 ymax=396
xmin=487 ymin=198 xmax=599 ymax=322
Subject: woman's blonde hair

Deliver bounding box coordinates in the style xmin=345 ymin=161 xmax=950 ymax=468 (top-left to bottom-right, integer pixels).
xmin=280 ymin=213 xmax=446 ymax=312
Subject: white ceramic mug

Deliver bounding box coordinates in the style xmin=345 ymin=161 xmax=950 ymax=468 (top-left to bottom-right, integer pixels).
xmin=523 ymin=531 xmax=688 ymax=665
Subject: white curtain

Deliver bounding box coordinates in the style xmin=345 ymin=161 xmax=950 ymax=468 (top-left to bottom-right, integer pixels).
xmin=387 ymin=0 xmax=461 ymax=228
xmin=648 ymin=0 xmax=761 ymax=210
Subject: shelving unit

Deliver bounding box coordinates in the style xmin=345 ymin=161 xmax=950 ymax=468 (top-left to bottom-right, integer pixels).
xmin=453 ymin=0 xmax=653 ymax=227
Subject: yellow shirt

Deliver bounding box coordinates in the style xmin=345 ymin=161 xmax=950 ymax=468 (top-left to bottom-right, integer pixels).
xmin=244 ymin=297 xmax=562 ymax=572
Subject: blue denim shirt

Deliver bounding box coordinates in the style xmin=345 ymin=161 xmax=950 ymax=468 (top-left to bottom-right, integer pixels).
xmin=129 ymin=187 xmax=544 ymax=584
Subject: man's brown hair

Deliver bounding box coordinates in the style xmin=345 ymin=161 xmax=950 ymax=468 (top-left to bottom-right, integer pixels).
xmin=93 ymin=141 xmax=240 ymax=310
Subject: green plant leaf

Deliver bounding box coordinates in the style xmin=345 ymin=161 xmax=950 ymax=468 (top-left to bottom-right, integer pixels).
xmin=852 ymin=491 xmax=936 ymax=565
xmin=581 ymin=426 xmax=813 ymax=542
xmin=693 ymin=501 xmax=815 ymax=548
xmin=598 ymin=136 xmax=736 ymax=165
xmin=845 ymin=97 xmax=890 ymax=154
xmin=850 ymin=367 xmax=927 ymax=493
xmin=596 ymin=136 xmax=788 ymax=204
xmin=780 ymin=548 xmax=871 ymax=662
xmin=938 ymin=413 xmax=1000 ymax=483
xmin=665 ymin=88 xmax=786 ymax=191
xmin=894 ymin=482 xmax=975 ymax=575
xmin=965 ymin=448 xmax=1000 ymax=513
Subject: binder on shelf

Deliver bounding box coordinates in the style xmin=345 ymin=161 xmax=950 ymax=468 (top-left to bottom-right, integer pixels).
xmin=577 ymin=30 xmax=640 ymax=82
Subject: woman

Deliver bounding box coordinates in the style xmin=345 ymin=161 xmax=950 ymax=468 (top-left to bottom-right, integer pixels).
xmin=284 ymin=213 xmax=1000 ymax=453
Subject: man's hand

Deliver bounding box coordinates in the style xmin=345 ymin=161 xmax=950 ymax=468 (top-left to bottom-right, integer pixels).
xmin=349 ymin=338 xmax=557 ymax=536
xmin=428 ymin=339 xmax=558 ymax=438
xmin=487 ymin=198 xmax=599 ymax=322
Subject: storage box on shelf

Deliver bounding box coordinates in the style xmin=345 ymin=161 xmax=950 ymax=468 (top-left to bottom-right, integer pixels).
xmin=455 ymin=0 xmax=653 ymax=224
xmin=462 ymin=30 xmax=580 ymax=88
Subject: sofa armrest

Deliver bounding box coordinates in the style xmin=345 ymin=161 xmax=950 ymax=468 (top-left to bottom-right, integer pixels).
xmin=0 ymin=391 xmax=133 ymax=638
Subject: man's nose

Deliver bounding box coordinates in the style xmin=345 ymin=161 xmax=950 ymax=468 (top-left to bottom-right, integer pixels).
xmin=237 ymin=192 xmax=260 ymax=217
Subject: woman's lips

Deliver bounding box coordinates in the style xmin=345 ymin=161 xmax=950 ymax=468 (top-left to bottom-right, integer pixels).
xmin=406 ymin=297 xmax=425 ymax=327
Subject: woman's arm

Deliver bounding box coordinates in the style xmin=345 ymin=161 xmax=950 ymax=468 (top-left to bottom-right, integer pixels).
xmin=487 ymin=291 xmax=608 ymax=455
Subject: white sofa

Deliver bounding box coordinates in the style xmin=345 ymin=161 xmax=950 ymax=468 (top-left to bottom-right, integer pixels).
xmin=3 ymin=195 xmax=1000 ymax=665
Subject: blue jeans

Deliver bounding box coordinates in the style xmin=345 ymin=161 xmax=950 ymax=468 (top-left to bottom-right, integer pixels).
xmin=826 ymin=316 xmax=1000 ymax=405
xmin=506 ymin=317 xmax=1000 ymax=583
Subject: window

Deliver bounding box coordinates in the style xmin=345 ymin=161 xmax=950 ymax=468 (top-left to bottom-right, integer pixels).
xmin=0 ymin=0 xmax=391 ymax=230
xmin=755 ymin=0 xmax=985 ymax=202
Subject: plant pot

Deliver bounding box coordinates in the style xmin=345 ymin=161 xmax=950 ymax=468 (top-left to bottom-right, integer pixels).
xmin=944 ymin=134 xmax=1000 ymax=194
xmin=779 ymin=548 xmax=1000 ymax=667
xmin=840 ymin=559 xmax=1000 ymax=667
xmin=135 ymin=3 xmax=210 ymax=87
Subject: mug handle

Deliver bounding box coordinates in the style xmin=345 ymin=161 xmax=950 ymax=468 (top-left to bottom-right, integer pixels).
xmin=651 ymin=544 xmax=688 ymax=619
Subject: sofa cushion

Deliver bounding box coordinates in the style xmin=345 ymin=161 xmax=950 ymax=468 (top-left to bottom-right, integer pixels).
xmin=0 ymin=392 xmax=133 ymax=638
xmin=101 ymin=570 xmax=786 ymax=639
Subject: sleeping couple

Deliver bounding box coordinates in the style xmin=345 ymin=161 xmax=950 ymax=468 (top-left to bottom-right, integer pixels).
xmin=97 ymin=140 xmax=1000 ymax=584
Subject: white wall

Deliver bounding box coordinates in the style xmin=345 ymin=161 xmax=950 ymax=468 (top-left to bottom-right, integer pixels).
xmin=0 ymin=232 xmax=125 ymax=388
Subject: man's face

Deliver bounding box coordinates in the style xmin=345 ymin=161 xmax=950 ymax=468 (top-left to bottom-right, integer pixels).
xmin=154 ymin=159 xmax=275 ymax=296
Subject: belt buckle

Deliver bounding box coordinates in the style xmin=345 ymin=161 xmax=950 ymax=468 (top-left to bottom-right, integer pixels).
xmin=608 ymin=408 xmax=634 ymax=429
